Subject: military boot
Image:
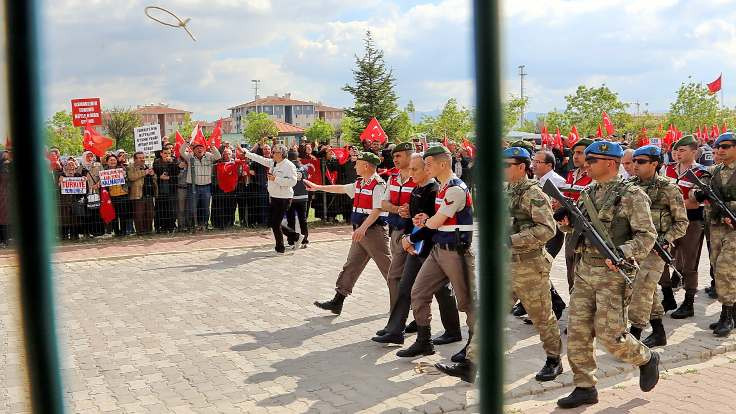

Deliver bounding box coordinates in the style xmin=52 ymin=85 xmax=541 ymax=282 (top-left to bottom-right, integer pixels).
xmin=671 ymin=290 xmax=695 ymax=319
xmin=629 ymin=326 xmax=642 ymax=340
xmin=432 ymin=330 xmax=462 ymax=345
xmin=639 ymin=352 xmax=660 ymax=392
xmin=661 ymin=287 xmax=677 ymax=313
xmin=511 ymin=302 xmax=527 ymax=317
xmin=642 ymin=319 xmax=667 ymax=347
xmin=396 ymin=326 xmax=435 ymax=357
xmin=535 ymin=356 xmax=563 ymax=382
xmin=435 ymin=360 xmax=475 ymax=383
xmin=313 ymin=292 xmax=345 ymax=315
xmin=451 ymin=335 xmax=472 ymax=362
xmin=371 ymin=331 xmax=404 ymax=345
xmin=713 ymin=304 xmax=734 ymax=337
xmin=404 ymin=320 xmax=418 ymax=334
xmin=557 ymin=387 xmax=598 ymax=409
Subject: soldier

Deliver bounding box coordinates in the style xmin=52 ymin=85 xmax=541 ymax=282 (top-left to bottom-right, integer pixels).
xmin=305 ymin=152 xmax=392 ymax=315
xmin=561 ymin=138 xmax=594 ymax=290
xmin=503 ymin=147 xmax=564 ymax=381
xmin=701 ymin=133 xmax=736 ymax=336
xmin=662 ymin=135 xmax=709 ymax=318
xmin=626 ymin=145 xmax=688 ymax=347
xmin=380 ymin=142 xmax=417 ymax=315
xmin=556 ymin=141 xmax=660 ymax=409
xmin=395 ymin=146 xmax=476 ymax=379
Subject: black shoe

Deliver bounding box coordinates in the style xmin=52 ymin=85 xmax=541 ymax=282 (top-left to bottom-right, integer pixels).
xmin=557 ymin=387 xmax=598 ymax=409
xmin=275 ymin=245 xmax=286 ymax=253
xmin=405 ymin=320 xmax=418 ymax=334
xmin=523 ymin=318 xmax=533 ymax=325
xmin=639 ymin=352 xmax=660 ymax=392
xmin=314 ymin=293 xmax=345 ymax=315
xmin=670 ymin=273 xmax=682 ymax=291
xmin=629 ymin=326 xmax=642 ymax=340
xmin=375 ymin=329 xmax=387 ymax=336
xmin=535 ymin=356 xmax=563 ymax=382
xmin=451 ymin=340 xmax=469 ymax=363
xmin=661 ymin=287 xmax=677 ymax=313
xmin=396 ymin=326 xmax=435 ymax=357
xmin=671 ymin=291 xmax=695 ymax=319
xmin=708 ymin=285 xmax=719 ymax=299
xmin=371 ymin=332 xmax=404 ymax=345
xmin=714 ymin=304 xmax=734 ymax=337
xmin=435 ymin=361 xmax=475 ymax=383
xmin=642 ymin=319 xmax=667 ymax=347
xmin=512 ymin=302 xmax=527 ymax=317
xmin=432 ymin=331 xmax=462 ymax=345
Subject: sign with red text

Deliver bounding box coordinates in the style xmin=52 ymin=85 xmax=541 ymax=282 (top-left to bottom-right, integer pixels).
xmin=60 ymin=177 xmax=87 ymax=194
xmin=71 ymin=98 xmax=102 ymax=126
xmin=99 ymin=168 xmax=126 ymax=187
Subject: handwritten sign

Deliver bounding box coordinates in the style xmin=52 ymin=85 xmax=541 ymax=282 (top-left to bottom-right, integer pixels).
xmin=99 ymin=168 xmax=126 ymax=187
xmin=134 ymin=124 xmax=162 ymax=154
xmin=60 ymin=177 xmax=87 ymax=194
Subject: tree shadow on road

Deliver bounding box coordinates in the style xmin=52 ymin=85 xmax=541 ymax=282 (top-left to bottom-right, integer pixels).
xmin=140 ymin=249 xmax=279 ymax=273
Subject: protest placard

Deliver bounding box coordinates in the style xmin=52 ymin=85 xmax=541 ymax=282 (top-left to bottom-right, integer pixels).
xmin=60 ymin=177 xmax=87 ymax=194
xmin=134 ymin=124 xmax=162 ymax=154
xmin=99 ymin=168 xmax=126 ymax=187
xmin=649 ymin=138 xmax=661 ymax=147
xmin=71 ymin=98 xmax=102 ymax=127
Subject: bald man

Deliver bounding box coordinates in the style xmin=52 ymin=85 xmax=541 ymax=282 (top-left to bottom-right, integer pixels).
xmin=620 ymin=148 xmax=635 ymax=179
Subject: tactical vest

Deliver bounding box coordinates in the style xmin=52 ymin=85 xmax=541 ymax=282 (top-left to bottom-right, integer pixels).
xmin=351 ymin=177 xmax=388 ymax=227
xmin=580 ymin=180 xmax=633 ymax=248
xmin=386 ymin=173 xmax=416 ymax=230
xmin=630 ymin=176 xmax=673 ymax=236
xmin=433 ymin=177 xmax=474 ymax=245
xmin=507 ymin=179 xmax=537 ymax=234
xmin=710 ymin=164 xmax=736 ymax=221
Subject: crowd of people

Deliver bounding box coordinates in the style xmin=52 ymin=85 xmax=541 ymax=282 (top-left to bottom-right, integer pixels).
xmin=504 ymin=131 xmax=736 ymax=409
xmin=0 ymin=136 xmax=475 ymax=247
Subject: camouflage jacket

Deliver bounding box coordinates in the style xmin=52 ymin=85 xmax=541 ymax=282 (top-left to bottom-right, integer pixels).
xmin=507 ymin=176 xmax=556 ymax=254
xmin=628 ymin=174 xmax=688 ymax=244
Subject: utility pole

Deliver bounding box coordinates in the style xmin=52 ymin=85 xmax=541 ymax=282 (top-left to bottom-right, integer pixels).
xmin=633 ymin=100 xmax=640 ymax=116
xmin=518 ymin=65 xmax=527 ymax=124
xmin=251 ymin=79 xmax=261 ymax=113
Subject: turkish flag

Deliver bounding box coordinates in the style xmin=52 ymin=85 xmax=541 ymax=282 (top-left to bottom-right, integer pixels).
xmin=567 ymin=125 xmax=579 ymax=148
xmin=712 ymin=124 xmax=719 ymax=139
xmin=721 ymin=122 xmax=728 ymax=134
xmin=638 ymin=128 xmax=649 ymax=147
xmin=191 ymin=125 xmax=207 ymax=148
xmin=554 ymin=128 xmax=563 ymax=150
xmin=331 ymin=147 xmax=350 ymax=165
xmin=83 ymin=124 xmax=113 ymax=157
xmin=208 ymin=119 xmax=223 ymax=148
xmin=663 ymin=130 xmax=674 ymax=151
xmin=707 ymin=74 xmax=722 ymax=94
xmin=596 ymin=124 xmax=603 ymax=138
xmin=99 ymin=189 xmax=116 ymax=224
xmin=325 ymin=169 xmax=338 ymax=184
xmin=173 ymin=131 xmax=185 ymax=158
xmin=602 ymin=111 xmax=615 ymax=136
xmin=540 ymin=126 xmax=550 ymax=148
xmin=359 ymin=117 xmax=388 ymax=144
xmin=461 ymin=138 xmax=475 ymax=157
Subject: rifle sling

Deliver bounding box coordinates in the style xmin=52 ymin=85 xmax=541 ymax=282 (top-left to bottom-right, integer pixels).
xmin=580 ymin=191 xmax=618 ymax=252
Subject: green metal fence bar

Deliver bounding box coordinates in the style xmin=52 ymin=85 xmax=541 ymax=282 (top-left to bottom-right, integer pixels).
xmin=5 ymin=0 xmax=66 ymax=412
xmin=473 ymin=1 xmax=505 ymax=412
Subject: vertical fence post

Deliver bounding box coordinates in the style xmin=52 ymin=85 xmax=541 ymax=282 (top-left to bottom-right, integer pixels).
xmin=473 ymin=1 xmax=505 ymax=412
xmin=4 ymin=0 xmax=66 ymax=412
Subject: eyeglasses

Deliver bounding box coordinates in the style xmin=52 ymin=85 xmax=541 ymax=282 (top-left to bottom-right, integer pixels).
xmin=633 ymin=159 xmax=653 ymax=165
xmin=532 ymin=159 xmax=551 ymax=164
xmin=717 ymin=143 xmax=734 ymax=150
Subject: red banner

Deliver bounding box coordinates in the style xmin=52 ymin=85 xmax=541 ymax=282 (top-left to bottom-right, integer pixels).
xmin=71 ymin=98 xmax=102 ymax=127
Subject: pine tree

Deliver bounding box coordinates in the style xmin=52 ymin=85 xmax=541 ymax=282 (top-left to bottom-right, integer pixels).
xmin=342 ymin=31 xmax=400 ymax=140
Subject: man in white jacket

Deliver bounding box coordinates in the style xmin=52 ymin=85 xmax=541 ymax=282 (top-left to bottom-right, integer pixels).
xmin=241 ymin=143 xmax=299 ymax=253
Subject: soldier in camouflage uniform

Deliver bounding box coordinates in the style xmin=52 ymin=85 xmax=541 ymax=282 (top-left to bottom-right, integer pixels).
xmin=699 ymin=133 xmax=736 ymax=336
xmin=504 ymin=147 xmax=563 ymax=381
xmin=556 ymin=141 xmax=660 ymax=409
xmin=627 ymin=145 xmax=688 ymax=347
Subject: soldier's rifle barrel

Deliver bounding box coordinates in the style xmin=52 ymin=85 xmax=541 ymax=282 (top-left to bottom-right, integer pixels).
xmin=685 ymin=169 xmax=736 ymax=224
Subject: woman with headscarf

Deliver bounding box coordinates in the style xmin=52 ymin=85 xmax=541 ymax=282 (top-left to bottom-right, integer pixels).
xmin=103 ymin=153 xmax=131 ymax=236
xmin=58 ymin=158 xmax=85 ymax=240
xmin=80 ymin=151 xmax=105 ymax=237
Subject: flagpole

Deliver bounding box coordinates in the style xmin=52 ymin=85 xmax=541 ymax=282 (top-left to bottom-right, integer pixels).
xmin=721 ymin=73 xmax=724 ymax=108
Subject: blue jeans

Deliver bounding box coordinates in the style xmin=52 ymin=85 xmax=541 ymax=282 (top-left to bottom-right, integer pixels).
xmin=187 ymin=184 xmax=212 ymax=228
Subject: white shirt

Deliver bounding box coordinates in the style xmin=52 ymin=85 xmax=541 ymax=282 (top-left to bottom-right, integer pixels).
xmin=538 ymin=169 xmax=566 ymax=188
xmin=243 ymin=150 xmax=297 ymax=199
xmin=437 ymin=174 xmax=466 ymax=217
xmin=342 ymin=173 xmax=386 ymax=210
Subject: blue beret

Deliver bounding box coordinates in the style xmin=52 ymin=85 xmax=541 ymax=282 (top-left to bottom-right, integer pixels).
xmin=503 ymin=146 xmax=530 ymax=160
xmin=715 ymin=132 xmax=735 ymax=146
xmin=633 ymin=144 xmax=662 ymax=158
xmin=584 ymin=140 xmax=623 ymax=158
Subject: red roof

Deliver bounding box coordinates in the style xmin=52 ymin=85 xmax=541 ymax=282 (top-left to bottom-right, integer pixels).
xmin=274 ymin=120 xmax=304 ymax=134
xmin=316 ymin=105 xmax=344 ymax=112
xmin=228 ymin=96 xmax=314 ymax=110
xmin=135 ymin=105 xmax=190 ymax=115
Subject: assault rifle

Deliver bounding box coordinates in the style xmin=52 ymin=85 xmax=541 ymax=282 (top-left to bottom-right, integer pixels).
xmin=543 ymin=180 xmax=635 ymax=285
xmin=686 ymin=169 xmax=736 ymax=225
xmin=653 ymin=240 xmax=683 ymax=290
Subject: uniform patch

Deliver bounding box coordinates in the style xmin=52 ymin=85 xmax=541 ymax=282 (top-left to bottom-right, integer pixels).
xmin=444 ymin=199 xmax=455 ymax=206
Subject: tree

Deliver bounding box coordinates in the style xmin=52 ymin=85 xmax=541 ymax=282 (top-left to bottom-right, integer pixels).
xmin=46 ymin=111 xmax=83 ymax=155
xmin=502 ymin=94 xmax=528 ymax=136
xmin=305 ymin=118 xmax=335 ymax=143
xmin=179 ymin=113 xmax=196 ymax=139
xmin=389 ymin=111 xmax=414 ymax=143
xmin=536 ymin=109 xmax=569 ymax=134
xmin=667 ymin=80 xmax=720 ymax=133
xmin=243 ymin=112 xmax=278 ymax=144
xmin=562 ymin=85 xmax=628 ymax=136
xmin=104 ymin=107 xmax=141 ymax=153
xmin=342 ymin=31 xmax=400 ymax=139
xmin=426 ymin=98 xmax=474 ymax=141
xmin=406 ymin=100 xmax=416 ymax=123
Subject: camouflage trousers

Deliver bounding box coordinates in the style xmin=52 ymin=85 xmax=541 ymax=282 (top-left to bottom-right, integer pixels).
xmin=711 ymin=224 xmax=736 ymax=305
xmin=510 ymin=250 xmax=561 ymax=357
xmin=567 ymin=257 xmax=652 ymax=388
xmin=628 ymin=252 xmax=665 ymax=329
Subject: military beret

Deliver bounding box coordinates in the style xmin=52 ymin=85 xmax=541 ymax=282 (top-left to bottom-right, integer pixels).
xmin=503 ymin=146 xmax=531 ymax=160
xmin=715 ymin=132 xmax=736 ymax=147
xmin=392 ymin=142 xmax=414 ymax=154
xmin=572 ymin=138 xmax=593 ymax=150
xmin=633 ymin=144 xmax=662 ymax=158
xmin=672 ymin=134 xmax=697 ymax=150
xmin=510 ymin=139 xmax=534 ymax=153
xmin=584 ymin=140 xmax=623 ymax=158
xmin=357 ymin=151 xmax=381 ymax=165
xmin=423 ymin=145 xmax=451 ymax=158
